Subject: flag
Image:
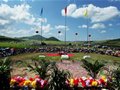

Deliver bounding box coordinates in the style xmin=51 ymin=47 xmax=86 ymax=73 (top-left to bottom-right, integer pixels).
xmin=84 ymin=9 xmax=88 ymax=17
xmin=40 ymin=8 xmax=43 ymax=16
xmin=65 ymin=7 xmax=67 ymax=15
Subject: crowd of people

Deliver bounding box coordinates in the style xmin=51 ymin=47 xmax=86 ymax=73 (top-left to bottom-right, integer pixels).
xmin=0 ymin=46 xmax=120 ymax=58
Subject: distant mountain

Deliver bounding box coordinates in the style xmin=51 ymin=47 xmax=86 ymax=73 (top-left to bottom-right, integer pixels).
xmin=0 ymin=36 xmax=22 ymax=42
xmin=46 ymin=37 xmax=59 ymax=41
xmin=99 ymin=38 xmax=120 ymax=47
xmin=19 ymin=35 xmax=46 ymax=40
xmin=19 ymin=35 xmax=59 ymax=41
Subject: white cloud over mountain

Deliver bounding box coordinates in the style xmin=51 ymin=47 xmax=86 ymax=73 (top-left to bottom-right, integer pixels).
xmin=0 ymin=3 xmax=52 ymax=37
xmin=61 ymin=4 xmax=120 ymax=23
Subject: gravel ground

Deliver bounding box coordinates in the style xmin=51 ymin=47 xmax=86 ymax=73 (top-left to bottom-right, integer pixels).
xmin=57 ymin=60 xmax=88 ymax=78
xmin=11 ymin=60 xmax=88 ymax=78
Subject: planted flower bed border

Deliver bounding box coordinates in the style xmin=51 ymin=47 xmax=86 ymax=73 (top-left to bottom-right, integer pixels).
xmin=10 ymin=75 xmax=111 ymax=90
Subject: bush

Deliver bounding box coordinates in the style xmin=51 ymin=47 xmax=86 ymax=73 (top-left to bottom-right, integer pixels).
xmin=0 ymin=57 xmax=12 ymax=90
xmin=46 ymin=62 xmax=70 ymax=90
xmin=27 ymin=59 xmax=51 ymax=79
xmin=111 ymin=66 xmax=120 ymax=90
xmin=81 ymin=59 xmax=105 ymax=78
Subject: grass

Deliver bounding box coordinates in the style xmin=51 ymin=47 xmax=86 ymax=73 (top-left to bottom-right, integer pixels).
xmin=0 ymin=41 xmax=30 ymax=48
xmin=9 ymin=52 xmax=120 ymax=62
xmin=73 ymin=53 xmax=120 ymax=62
xmin=0 ymin=38 xmax=120 ymax=48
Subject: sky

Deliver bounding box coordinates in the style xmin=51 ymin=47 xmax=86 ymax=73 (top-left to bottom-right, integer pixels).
xmin=0 ymin=0 xmax=120 ymax=41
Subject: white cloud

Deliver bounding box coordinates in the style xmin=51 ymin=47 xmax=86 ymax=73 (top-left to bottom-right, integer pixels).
xmin=90 ymin=23 xmax=105 ymax=29
xmin=61 ymin=4 xmax=120 ymax=22
xmin=0 ymin=19 xmax=9 ymax=25
xmin=108 ymin=23 xmax=113 ymax=26
xmin=0 ymin=3 xmax=50 ymax=37
xmin=42 ymin=24 xmax=52 ymax=33
xmin=3 ymin=0 xmax=8 ymax=2
xmin=0 ymin=4 xmax=36 ymax=25
xmin=0 ymin=27 xmax=34 ymax=37
xmin=78 ymin=24 xmax=87 ymax=28
xmin=55 ymin=25 xmax=69 ymax=31
xmin=100 ymin=30 xmax=106 ymax=33
xmin=35 ymin=24 xmax=52 ymax=33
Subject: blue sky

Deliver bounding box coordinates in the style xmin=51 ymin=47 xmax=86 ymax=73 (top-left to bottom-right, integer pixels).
xmin=0 ymin=0 xmax=120 ymax=41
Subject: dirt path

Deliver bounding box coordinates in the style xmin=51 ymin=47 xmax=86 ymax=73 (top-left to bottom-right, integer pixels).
xmin=11 ymin=60 xmax=88 ymax=78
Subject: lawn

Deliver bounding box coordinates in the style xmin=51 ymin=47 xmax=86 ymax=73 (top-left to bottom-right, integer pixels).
xmin=10 ymin=52 xmax=120 ymax=62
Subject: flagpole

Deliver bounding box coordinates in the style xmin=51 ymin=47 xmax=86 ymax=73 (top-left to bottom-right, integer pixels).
xmin=41 ymin=18 xmax=42 ymax=44
xmin=40 ymin=8 xmax=43 ymax=45
xmin=87 ymin=17 xmax=89 ymax=48
xmin=65 ymin=13 xmax=67 ymax=46
xmin=85 ymin=8 xmax=89 ymax=48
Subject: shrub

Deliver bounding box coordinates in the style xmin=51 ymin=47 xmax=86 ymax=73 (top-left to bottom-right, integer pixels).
xmin=0 ymin=57 xmax=12 ymax=90
xmin=47 ymin=62 xmax=70 ymax=90
xmin=111 ymin=66 xmax=120 ymax=90
xmin=81 ymin=59 xmax=105 ymax=78
xmin=27 ymin=59 xmax=51 ymax=79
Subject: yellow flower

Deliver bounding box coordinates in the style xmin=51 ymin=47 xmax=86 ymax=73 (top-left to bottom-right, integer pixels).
xmin=23 ymin=80 xmax=31 ymax=86
xmin=91 ymin=81 xmax=98 ymax=86
xmin=10 ymin=79 xmax=16 ymax=86
xmin=101 ymin=76 xmax=107 ymax=82
xmin=31 ymin=81 xmax=36 ymax=88
xmin=69 ymin=79 xmax=74 ymax=87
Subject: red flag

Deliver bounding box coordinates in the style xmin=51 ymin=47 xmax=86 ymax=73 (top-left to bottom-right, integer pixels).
xmin=65 ymin=7 xmax=67 ymax=15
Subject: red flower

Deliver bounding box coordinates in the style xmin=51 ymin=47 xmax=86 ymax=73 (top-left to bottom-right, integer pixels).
xmin=74 ymin=78 xmax=79 ymax=86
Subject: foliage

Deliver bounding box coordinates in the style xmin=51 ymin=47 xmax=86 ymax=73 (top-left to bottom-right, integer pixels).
xmin=27 ymin=59 xmax=51 ymax=79
xmin=0 ymin=57 xmax=12 ymax=90
xmin=110 ymin=66 xmax=120 ymax=90
xmin=81 ymin=59 xmax=105 ymax=78
xmin=47 ymin=62 xmax=70 ymax=90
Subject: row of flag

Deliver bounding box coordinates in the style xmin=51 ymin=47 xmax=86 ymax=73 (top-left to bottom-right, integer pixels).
xmin=40 ymin=7 xmax=88 ymax=16
xmin=36 ymin=7 xmax=88 ymax=34
xmin=64 ymin=7 xmax=88 ymax=16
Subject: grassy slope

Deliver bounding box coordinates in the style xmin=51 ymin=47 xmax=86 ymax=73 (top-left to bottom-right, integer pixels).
xmin=96 ymin=39 xmax=120 ymax=47
xmin=0 ymin=37 xmax=120 ymax=48
xmin=0 ymin=36 xmax=22 ymax=42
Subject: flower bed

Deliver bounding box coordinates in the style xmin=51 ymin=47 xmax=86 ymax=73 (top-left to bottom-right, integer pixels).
xmin=10 ymin=75 xmax=110 ymax=90
xmin=10 ymin=75 xmax=47 ymax=90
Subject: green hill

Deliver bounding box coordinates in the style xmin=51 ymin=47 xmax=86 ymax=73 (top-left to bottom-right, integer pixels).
xmin=46 ymin=37 xmax=59 ymax=41
xmin=98 ymin=38 xmax=120 ymax=47
xmin=19 ymin=35 xmax=59 ymax=41
xmin=0 ymin=36 xmax=22 ymax=42
xmin=19 ymin=35 xmax=46 ymax=40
